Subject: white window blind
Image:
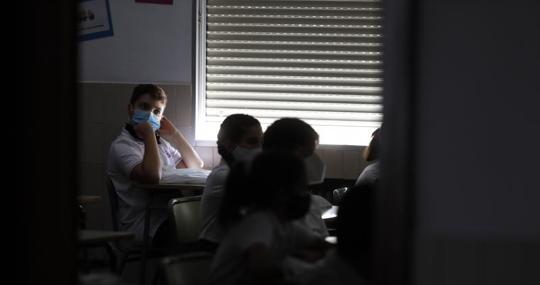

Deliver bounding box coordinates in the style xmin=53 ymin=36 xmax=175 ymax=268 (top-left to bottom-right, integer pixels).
xmin=196 ymin=0 xmax=383 ymax=145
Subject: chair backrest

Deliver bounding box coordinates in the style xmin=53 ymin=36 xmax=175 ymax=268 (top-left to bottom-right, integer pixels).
xmin=160 ymin=252 xmax=213 ymax=285
xmin=169 ymin=196 xmax=203 ymax=244
xmin=106 ymin=177 xmax=120 ymax=231
xmin=332 ymin=186 xmax=349 ymax=205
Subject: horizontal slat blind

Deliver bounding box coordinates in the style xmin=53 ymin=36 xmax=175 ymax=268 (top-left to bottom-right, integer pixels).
xmin=200 ymin=0 xmax=383 ymax=142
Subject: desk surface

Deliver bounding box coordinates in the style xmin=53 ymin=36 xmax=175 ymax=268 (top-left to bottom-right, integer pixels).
xmin=79 ymin=229 xmax=134 ymax=245
xmin=77 ymin=195 xmax=102 ymax=205
xmin=322 ymin=205 xmax=338 ymax=220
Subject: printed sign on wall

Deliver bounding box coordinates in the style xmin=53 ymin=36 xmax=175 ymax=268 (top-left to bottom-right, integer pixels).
xmin=78 ymin=0 xmax=114 ymax=41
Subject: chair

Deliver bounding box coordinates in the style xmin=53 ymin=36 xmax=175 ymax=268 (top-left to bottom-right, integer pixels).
xmin=105 ymin=177 xmax=169 ymax=282
xmin=160 ymin=252 xmax=214 ymax=285
xmin=168 ymin=196 xmax=203 ymax=251
xmin=331 ymin=186 xmax=349 ymax=205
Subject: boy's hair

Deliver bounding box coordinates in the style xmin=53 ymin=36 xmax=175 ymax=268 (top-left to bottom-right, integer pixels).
xmin=130 ymin=84 xmax=167 ymax=105
xmin=217 ymin=114 xmax=261 ymax=163
xmin=262 ymin=118 xmax=319 ymax=152
xmin=219 ymin=151 xmax=306 ymax=226
xmin=218 ymin=114 xmax=261 ymax=145
xmin=364 ymin=127 xmax=381 ymax=162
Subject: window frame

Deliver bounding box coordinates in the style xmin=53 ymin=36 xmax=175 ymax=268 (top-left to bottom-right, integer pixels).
xmin=194 ymin=0 xmax=383 ymax=146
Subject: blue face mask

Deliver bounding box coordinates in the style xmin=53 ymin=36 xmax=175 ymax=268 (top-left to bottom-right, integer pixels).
xmin=131 ymin=110 xmax=161 ymax=131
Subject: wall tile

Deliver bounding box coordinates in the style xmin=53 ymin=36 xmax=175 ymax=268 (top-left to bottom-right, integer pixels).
xmin=342 ymin=149 xmax=365 ymax=180
xmin=174 ymin=85 xmax=193 ymax=128
xmin=194 ymin=146 xmax=214 ymax=170
xmin=320 ymin=149 xmax=343 ymax=178
xmin=80 ymin=123 xmax=105 ymax=164
xmin=103 ymin=83 xmax=133 ymax=127
xmin=178 ymin=126 xmax=195 ymax=145
xmin=79 ymin=83 xmax=105 ymax=124
xmin=161 ymin=85 xmax=178 ymax=124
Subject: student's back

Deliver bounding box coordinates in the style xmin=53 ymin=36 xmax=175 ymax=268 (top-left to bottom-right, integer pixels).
xmin=210 ymin=152 xmax=316 ymax=285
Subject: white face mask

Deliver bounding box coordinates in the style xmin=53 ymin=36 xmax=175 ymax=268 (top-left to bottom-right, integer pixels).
xmin=232 ymin=146 xmax=261 ymax=163
xmin=304 ymin=152 xmax=326 ymax=185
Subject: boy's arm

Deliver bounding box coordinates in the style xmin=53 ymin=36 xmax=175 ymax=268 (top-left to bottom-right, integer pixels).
xmin=160 ymin=117 xmax=204 ymax=169
xmin=130 ymin=123 xmax=162 ymax=184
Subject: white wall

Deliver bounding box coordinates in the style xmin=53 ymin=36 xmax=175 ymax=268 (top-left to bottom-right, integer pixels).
xmin=79 ymin=0 xmax=193 ymax=84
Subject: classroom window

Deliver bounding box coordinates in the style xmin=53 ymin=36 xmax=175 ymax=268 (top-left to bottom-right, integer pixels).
xmin=195 ymin=0 xmax=383 ymax=145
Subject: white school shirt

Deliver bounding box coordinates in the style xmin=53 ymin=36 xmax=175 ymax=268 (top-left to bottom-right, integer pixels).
xmin=209 ymin=210 xmax=316 ymax=285
xmin=298 ymin=194 xmax=331 ymax=238
xmin=199 ymin=159 xmax=230 ymax=243
xmin=355 ymin=161 xmax=379 ymax=186
xmin=106 ymin=128 xmax=182 ymax=242
xmin=199 ymin=160 xmax=330 ymax=244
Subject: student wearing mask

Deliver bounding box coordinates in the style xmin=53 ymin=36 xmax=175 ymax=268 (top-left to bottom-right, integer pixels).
xmin=107 ymin=84 xmax=203 ymax=245
xmin=263 ymin=118 xmax=331 ymax=238
xmin=199 ymin=114 xmax=263 ymax=251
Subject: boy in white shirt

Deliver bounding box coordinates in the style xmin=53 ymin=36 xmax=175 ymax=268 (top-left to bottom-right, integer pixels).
xmin=199 ymin=114 xmax=262 ymax=250
xmin=107 ymin=84 xmax=203 ymax=245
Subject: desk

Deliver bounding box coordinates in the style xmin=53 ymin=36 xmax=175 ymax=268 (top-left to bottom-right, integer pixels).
xmin=133 ymin=182 xmax=205 ymax=283
xmin=322 ymin=205 xmax=338 ymax=220
xmin=79 ymin=230 xmax=135 ymax=272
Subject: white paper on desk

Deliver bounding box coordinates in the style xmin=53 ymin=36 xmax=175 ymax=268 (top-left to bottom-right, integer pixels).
xmin=160 ymin=167 xmax=211 ymax=184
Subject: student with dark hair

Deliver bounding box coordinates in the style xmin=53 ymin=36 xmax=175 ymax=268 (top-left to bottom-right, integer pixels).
xmin=263 ymin=118 xmax=331 ymax=237
xmin=199 ymin=114 xmax=263 ymax=250
xmin=263 ymin=117 xmax=319 ymax=158
xmin=297 ymin=182 xmax=374 ymax=285
xmin=107 ymin=84 xmax=203 ymax=245
xmin=210 ymin=151 xmax=320 ymax=285
xmin=355 ymin=127 xmax=381 ymax=186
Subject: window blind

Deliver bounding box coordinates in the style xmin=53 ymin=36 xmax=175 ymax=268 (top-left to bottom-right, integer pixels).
xmin=198 ymin=0 xmax=383 ymax=143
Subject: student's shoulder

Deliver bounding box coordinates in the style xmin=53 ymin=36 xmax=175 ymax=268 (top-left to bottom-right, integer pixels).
xmin=226 ymin=212 xmax=277 ymax=245
xmin=109 ymin=131 xmax=142 ymax=152
xmin=208 ymin=163 xmax=230 ymax=180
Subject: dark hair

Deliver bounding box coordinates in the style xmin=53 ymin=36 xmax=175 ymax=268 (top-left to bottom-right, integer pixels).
xmin=218 ymin=151 xmax=307 ymax=226
xmin=217 ymin=114 xmax=261 ymax=163
xmin=263 ymin=118 xmax=319 ymax=154
xmin=364 ymin=127 xmax=381 ymax=162
xmin=130 ymin=84 xmax=167 ymax=105
xmin=337 ymin=182 xmax=376 ymax=279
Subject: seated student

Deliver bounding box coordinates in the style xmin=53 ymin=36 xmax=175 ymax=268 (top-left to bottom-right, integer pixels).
xmin=295 ymin=182 xmax=375 ymax=285
xmin=355 ymin=127 xmax=380 ymax=186
xmin=210 ymin=151 xmax=326 ymax=285
xmin=263 ymin=118 xmax=332 ymax=237
xmin=199 ymin=114 xmax=262 ymax=251
xmin=106 ymin=84 xmax=203 ymax=246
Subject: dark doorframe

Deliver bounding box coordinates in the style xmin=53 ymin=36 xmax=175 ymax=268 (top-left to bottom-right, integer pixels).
xmin=16 ymin=1 xmax=78 ymax=284
xmin=373 ymin=1 xmax=418 ymax=285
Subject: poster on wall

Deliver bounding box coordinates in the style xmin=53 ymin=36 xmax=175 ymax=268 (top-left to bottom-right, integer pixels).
xmin=78 ymin=0 xmax=114 ymax=41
